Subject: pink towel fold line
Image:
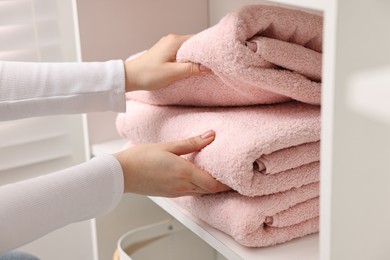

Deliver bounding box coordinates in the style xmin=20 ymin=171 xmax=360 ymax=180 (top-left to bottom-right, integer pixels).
xmin=251 ymin=161 xmax=319 ymax=196
xmin=240 ymin=217 xmax=319 ymax=247
xmin=256 ymin=141 xmax=320 ymax=175
xmin=268 ymin=197 xmax=319 ymax=228
xmin=248 ymin=36 xmax=322 ymax=81
xmin=127 ymin=5 xmax=323 ymax=106
xmin=172 ymin=182 xmax=320 ymax=247
xmin=116 ymin=100 xmax=320 ymax=196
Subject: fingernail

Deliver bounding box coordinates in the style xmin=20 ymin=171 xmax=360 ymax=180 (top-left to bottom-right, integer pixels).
xmin=245 ymin=41 xmax=257 ymax=52
xmin=199 ymin=64 xmax=211 ymax=71
xmin=201 ymin=130 xmax=215 ymax=139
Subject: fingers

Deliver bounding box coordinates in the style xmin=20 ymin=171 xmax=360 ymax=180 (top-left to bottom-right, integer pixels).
xmin=190 ymin=168 xmax=232 ymax=194
xmin=161 ymin=33 xmax=212 ymax=79
xmin=162 ymin=130 xmax=231 ymax=195
xmin=164 ymin=34 xmax=193 ymax=48
xmin=168 ymin=62 xmax=211 ymax=81
xmin=171 ymin=160 xmax=231 ymax=196
xmin=154 ymin=34 xmax=192 ymax=61
xmin=163 ymin=130 xmax=216 ymax=156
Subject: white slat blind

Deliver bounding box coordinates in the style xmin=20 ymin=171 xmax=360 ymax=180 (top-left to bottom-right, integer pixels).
xmin=0 ymin=0 xmax=88 ymax=185
xmin=0 ymin=2 xmax=96 ymax=259
xmin=0 ymin=0 xmax=63 ymax=61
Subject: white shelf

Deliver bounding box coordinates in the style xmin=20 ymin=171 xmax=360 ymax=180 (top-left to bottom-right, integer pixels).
xmin=265 ymin=0 xmax=324 ymax=11
xmin=149 ymin=197 xmax=319 ymax=260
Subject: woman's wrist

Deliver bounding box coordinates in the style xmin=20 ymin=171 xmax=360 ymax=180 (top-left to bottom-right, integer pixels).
xmin=124 ymin=60 xmax=137 ymax=92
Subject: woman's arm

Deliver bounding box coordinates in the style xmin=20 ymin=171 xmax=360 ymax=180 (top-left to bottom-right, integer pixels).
xmin=0 ymin=60 xmax=126 ymax=121
xmin=0 ymin=34 xmax=208 ymax=121
xmin=0 ymin=154 xmax=124 ymax=254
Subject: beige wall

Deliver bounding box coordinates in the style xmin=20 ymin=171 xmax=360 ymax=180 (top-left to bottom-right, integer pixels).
xmin=76 ymin=0 xmax=209 ymax=145
xmin=77 ymin=0 xmax=209 ymax=61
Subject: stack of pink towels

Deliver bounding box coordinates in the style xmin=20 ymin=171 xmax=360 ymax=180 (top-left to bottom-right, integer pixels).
xmin=117 ymin=5 xmax=322 ymax=247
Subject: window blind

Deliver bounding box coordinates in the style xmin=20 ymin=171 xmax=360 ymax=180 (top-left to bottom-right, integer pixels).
xmin=0 ymin=0 xmax=88 ymax=185
xmin=0 ymin=0 xmax=64 ymax=61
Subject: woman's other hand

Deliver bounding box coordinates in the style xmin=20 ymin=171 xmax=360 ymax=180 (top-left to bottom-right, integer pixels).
xmin=113 ymin=130 xmax=231 ymax=197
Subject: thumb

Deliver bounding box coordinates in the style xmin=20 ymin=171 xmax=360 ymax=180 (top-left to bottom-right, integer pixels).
xmin=163 ymin=130 xmax=216 ymax=155
xmin=169 ymin=62 xmax=211 ymax=81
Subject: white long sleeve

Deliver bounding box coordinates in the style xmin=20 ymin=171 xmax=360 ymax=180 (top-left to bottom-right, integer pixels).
xmin=0 ymin=61 xmax=127 ymax=253
xmin=0 ymin=155 xmax=124 ymax=254
xmin=0 ymin=60 xmax=126 ymax=120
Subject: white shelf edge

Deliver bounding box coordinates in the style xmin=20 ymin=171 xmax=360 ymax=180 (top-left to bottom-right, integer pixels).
xmin=265 ymin=0 xmax=324 ymax=11
xmin=149 ymin=196 xmax=319 ymax=260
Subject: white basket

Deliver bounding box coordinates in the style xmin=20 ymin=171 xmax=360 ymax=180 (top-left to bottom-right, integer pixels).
xmin=114 ymin=220 xmax=206 ymax=260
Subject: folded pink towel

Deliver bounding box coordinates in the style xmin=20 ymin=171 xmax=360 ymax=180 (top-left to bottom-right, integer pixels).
xmin=172 ymin=182 xmax=320 ymax=247
xmin=127 ymin=5 xmax=323 ymax=106
xmin=116 ymin=100 xmax=320 ymax=196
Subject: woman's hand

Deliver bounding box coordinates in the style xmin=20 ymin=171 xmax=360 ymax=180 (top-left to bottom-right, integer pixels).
xmin=113 ymin=130 xmax=231 ymax=197
xmin=124 ymin=34 xmax=210 ymax=92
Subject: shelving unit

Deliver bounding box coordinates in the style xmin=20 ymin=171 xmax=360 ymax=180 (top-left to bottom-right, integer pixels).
xmin=92 ymin=1 xmax=324 ymax=259
xmin=91 ymin=0 xmax=390 ymax=259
